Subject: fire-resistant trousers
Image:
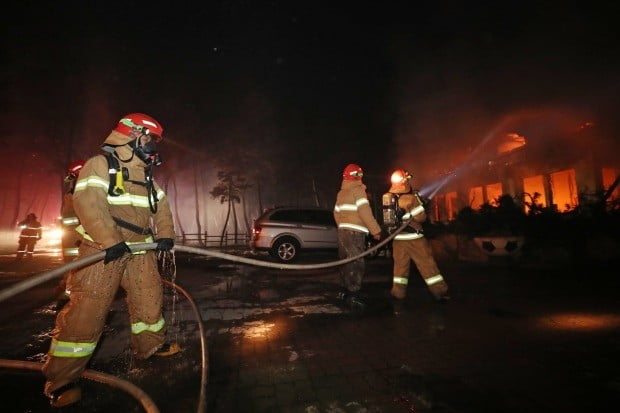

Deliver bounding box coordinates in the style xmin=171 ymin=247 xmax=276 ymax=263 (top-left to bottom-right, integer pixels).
xmin=338 ymin=229 xmax=367 ymax=292
xmin=42 ymin=243 xmax=165 ymax=395
xmin=16 ymin=239 xmax=36 ymax=258
xmin=392 ymin=237 xmax=448 ymax=299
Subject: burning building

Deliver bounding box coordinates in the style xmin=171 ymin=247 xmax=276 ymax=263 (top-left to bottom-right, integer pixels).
xmin=430 ymin=122 xmax=620 ymax=222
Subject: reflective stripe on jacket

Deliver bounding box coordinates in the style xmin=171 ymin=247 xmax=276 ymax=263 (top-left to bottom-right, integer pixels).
xmin=73 ymin=151 xmax=175 ymax=248
xmin=333 ymin=180 xmax=381 ymax=236
xmin=395 ymin=192 xmax=426 ymax=234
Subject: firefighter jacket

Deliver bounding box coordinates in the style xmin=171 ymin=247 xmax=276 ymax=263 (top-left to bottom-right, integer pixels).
xmin=394 ymin=192 xmax=426 ymax=241
xmin=19 ymin=218 xmax=42 ymax=240
xmin=73 ymin=145 xmax=175 ymax=248
xmin=334 ymin=180 xmax=381 ymax=236
xmin=60 ymin=190 xmax=81 ymax=259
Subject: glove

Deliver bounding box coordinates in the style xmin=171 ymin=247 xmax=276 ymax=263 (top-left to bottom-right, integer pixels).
xmin=155 ymin=238 xmax=174 ymax=251
xmin=380 ymin=229 xmax=390 ymax=241
xmin=104 ymin=242 xmax=131 ymax=264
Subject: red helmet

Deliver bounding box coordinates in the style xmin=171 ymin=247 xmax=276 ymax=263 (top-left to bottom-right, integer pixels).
xmin=389 ymin=169 xmax=413 ymax=193
xmin=342 ymin=164 xmax=364 ymax=181
xmin=113 ymin=113 xmax=164 ymax=142
xmin=65 ymin=160 xmax=85 ymax=181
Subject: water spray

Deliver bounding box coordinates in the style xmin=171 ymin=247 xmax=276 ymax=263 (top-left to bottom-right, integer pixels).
xmin=418 ymin=126 xmax=501 ymax=200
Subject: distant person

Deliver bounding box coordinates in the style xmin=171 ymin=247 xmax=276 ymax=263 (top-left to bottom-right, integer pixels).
xmin=333 ymin=163 xmax=382 ymax=310
xmin=16 ymin=213 xmax=42 ymax=259
xmin=387 ymin=169 xmax=449 ymax=302
xmin=54 ymin=160 xmax=85 ymax=303
xmin=42 ymin=113 xmax=177 ymax=408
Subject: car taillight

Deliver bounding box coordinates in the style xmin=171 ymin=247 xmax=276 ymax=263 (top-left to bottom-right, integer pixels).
xmin=252 ymin=226 xmax=261 ymax=235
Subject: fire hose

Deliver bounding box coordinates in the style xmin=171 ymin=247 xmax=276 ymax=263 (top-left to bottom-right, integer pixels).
xmin=0 ymin=359 xmax=160 ymax=413
xmin=0 ymin=218 xmax=412 ymax=411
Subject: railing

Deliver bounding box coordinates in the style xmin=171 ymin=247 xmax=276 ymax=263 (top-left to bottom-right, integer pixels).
xmin=175 ymin=232 xmax=250 ymax=248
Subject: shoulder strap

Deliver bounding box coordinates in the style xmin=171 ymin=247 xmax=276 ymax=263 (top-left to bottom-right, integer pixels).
xmin=105 ymin=153 xmax=125 ymax=196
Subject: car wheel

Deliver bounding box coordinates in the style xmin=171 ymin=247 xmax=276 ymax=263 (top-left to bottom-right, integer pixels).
xmin=270 ymin=237 xmax=299 ymax=262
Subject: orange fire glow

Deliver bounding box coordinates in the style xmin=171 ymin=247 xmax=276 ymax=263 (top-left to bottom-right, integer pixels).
xmin=537 ymin=312 xmax=620 ymax=331
xmin=497 ymin=132 xmax=526 ymax=155
xmin=550 ymin=169 xmax=578 ymax=212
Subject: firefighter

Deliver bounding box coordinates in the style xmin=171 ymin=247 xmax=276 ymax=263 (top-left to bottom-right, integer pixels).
xmin=386 ymin=169 xmax=449 ymax=302
xmin=334 ymin=163 xmax=382 ymax=309
xmin=60 ymin=160 xmax=85 ymax=262
xmin=54 ymin=160 xmax=85 ymax=303
xmin=42 ymin=113 xmax=177 ymax=407
xmin=16 ymin=213 xmax=42 ymax=259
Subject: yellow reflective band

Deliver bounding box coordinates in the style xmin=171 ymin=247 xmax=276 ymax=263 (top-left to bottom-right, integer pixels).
xmin=63 ymin=247 xmax=79 ymax=256
xmin=334 ymin=203 xmax=358 ymax=212
xmin=410 ymin=205 xmax=425 ymax=217
xmin=61 ymin=217 xmax=80 ymax=225
xmin=126 ymin=236 xmax=154 ymax=255
xmin=49 ymin=338 xmax=97 ymax=358
xmin=355 ymin=198 xmax=369 ymax=206
xmin=157 ymin=190 xmax=166 ymax=200
xmin=131 ymin=316 xmax=165 ymax=335
xmin=393 ymin=276 xmax=409 ymax=285
xmin=107 ymin=193 xmax=151 ymax=208
xmin=338 ymin=223 xmax=369 ymax=233
xmin=394 ymin=232 xmax=424 ymax=240
xmin=74 ymin=176 xmax=109 ymax=192
xmin=75 ymin=225 xmax=94 ymax=242
xmin=425 ymin=274 xmax=444 ymax=286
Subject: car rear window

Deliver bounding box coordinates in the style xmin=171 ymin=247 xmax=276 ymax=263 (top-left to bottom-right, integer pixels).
xmin=269 ymin=209 xmax=304 ymax=222
xmin=306 ymin=210 xmax=336 ymax=226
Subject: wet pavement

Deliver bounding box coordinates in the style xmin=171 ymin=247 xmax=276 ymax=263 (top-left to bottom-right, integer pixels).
xmin=1 ymin=248 xmax=620 ymax=412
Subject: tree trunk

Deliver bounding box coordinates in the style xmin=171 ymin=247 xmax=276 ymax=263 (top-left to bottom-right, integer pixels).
xmin=11 ymin=166 xmax=24 ymax=226
xmin=39 ymin=190 xmax=51 ymax=224
xmin=241 ymin=192 xmax=251 ymax=235
xmin=193 ymin=162 xmax=203 ymax=246
xmin=220 ymin=196 xmax=231 ymax=247
xmin=312 ymin=176 xmax=321 ymax=207
xmin=232 ymin=200 xmax=239 ymax=244
xmin=256 ymin=179 xmax=263 ymax=216
xmin=171 ymin=176 xmax=186 ymax=237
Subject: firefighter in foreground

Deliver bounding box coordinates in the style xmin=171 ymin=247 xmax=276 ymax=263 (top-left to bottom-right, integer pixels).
xmin=43 ymin=113 xmax=177 ymax=407
xmin=55 ymin=160 xmax=85 ymax=302
xmin=334 ymin=163 xmax=382 ymax=309
xmin=16 ymin=213 xmax=42 ymax=259
xmin=383 ymin=169 xmax=449 ymax=302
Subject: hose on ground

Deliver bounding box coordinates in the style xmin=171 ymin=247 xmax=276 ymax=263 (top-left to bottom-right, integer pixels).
xmin=0 ymin=359 xmax=160 ymax=413
xmin=0 ymin=216 xmax=414 ymax=303
xmin=162 ymin=279 xmax=208 ymax=413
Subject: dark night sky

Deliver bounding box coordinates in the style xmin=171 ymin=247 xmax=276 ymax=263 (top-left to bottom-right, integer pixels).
xmin=2 ymin=1 xmax=620 ymax=227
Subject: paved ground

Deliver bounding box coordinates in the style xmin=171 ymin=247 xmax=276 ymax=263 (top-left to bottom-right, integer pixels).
xmin=1 ymin=248 xmax=619 ymax=412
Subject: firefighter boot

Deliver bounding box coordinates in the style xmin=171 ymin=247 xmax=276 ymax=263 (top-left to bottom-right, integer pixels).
xmin=429 ymin=283 xmax=450 ymax=303
xmin=48 ymin=382 xmax=81 ymax=408
xmin=345 ymin=292 xmax=367 ymax=312
xmin=390 ymin=283 xmax=407 ymax=300
xmin=155 ymin=342 xmax=181 ymax=357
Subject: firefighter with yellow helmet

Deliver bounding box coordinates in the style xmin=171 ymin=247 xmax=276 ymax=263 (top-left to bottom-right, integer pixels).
xmin=384 ymin=169 xmax=449 ymax=302
xmin=334 ymin=163 xmax=382 ymax=309
xmin=42 ymin=113 xmax=177 ymax=407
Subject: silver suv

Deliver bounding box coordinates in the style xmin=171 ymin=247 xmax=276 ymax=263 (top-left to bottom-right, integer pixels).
xmin=250 ymin=206 xmax=338 ymax=262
